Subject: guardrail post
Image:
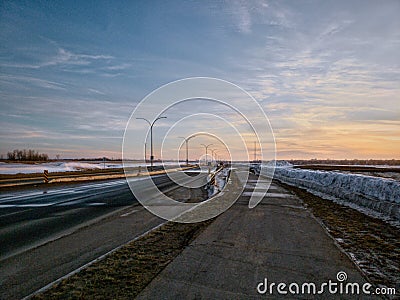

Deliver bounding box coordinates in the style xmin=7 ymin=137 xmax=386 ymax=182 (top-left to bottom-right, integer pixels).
xmin=43 ymin=170 xmax=49 ymax=183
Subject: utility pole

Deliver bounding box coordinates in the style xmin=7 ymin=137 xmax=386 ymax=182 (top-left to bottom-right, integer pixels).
xmin=144 ymin=142 xmax=147 ymax=163
xmin=136 ymin=116 xmax=167 ymax=170
xmin=254 ymin=141 xmax=256 ymax=162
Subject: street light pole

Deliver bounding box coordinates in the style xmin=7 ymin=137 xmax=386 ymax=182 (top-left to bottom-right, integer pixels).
xmin=178 ymin=136 xmax=190 ymax=165
xmin=144 ymin=142 xmax=147 ymax=163
xmin=201 ymin=143 xmax=213 ymax=165
xmin=136 ymin=116 xmax=167 ymax=170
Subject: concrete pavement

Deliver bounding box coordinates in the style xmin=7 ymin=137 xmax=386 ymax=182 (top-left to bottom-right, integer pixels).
xmin=137 ymin=173 xmax=379 ymax=299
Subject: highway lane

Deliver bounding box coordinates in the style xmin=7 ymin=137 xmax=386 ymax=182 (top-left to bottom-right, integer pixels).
xmin=0 ymin=180 xmax=132 ymax=261
xmin=0 ymin=203 xmax=161 ymax=300
xmin=0 ymin=172 xmax=195 ymax=260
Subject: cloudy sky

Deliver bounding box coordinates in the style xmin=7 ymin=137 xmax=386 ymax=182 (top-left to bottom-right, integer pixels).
xmin=1 ymin=0 xmax=399 ymax=160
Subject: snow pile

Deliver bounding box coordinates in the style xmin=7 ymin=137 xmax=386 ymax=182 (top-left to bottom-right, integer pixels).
xmin=0 ymin=162 xmax=107 ymax=174
xmin=0 ymin=161 xmax=180 ymax=174
xmin=265 ymin=160 xmax=293 ymax=168
xmin=214 ymin=167 xmax=230 ymax=191
xmin=249 ymin=160 xmax=291 ymax=176
xmin=207 ymin=167 xmax=230 ymax=198
xmin=259 ymin=165 xmax=400 ymax=223
xmin=61 ymin=162 xmax=104 ymax=171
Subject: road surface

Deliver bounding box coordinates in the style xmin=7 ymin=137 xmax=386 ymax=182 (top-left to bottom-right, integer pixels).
xmin=0 ymin=171 xmax=207 ymax=299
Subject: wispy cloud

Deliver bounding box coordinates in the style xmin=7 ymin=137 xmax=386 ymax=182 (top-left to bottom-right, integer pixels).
xmin=0 ymin=46 xmax=113 ymax=70
xmin=88 ymin=88 xmax=106 ymax=95
xmin=225 ymin=0 xmax=295 ymax=33
xmin=41 ymin=47 xmax=113 ymax=67
xmin=0 ymin=74 xmax=67 ymax=90
xmin=231 ymin=0 xmax=252 ymax=33
xmin=103 ymin=63 xmax=131 ymax=71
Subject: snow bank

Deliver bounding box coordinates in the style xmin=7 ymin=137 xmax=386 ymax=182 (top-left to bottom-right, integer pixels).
xmin=264 ymin=160 xmax=293 ymax=168
xmin=0 ymin=161 xmax=180 ymax=174
xmin=206 ymin=167 xmax=230 ymax=198
xmin=258 ymin=163 xmax=400 ymax=224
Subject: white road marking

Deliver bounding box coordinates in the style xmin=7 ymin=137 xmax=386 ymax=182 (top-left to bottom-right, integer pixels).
xmin=246 ymin=180 xmax=270 ymax=183
xmin=267 ymin=193 xmax=295 ymax=198
xmin=120 ymin=209 xmax=139 ymax=217
xmin=56 ymin=200 xmax=85 ymax=206
xmin=0 ymin=203 xmax=56 ymax=208
xmin=242 ymin=192 xmax=266 ymax=197
xmin=0 ymin=204 xmax=15 ymax=208
xmin=242 ymin=192 xmax=295 ymax=198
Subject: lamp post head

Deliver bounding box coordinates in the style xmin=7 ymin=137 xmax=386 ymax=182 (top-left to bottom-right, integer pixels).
xmin=154 ymin=116 xmax=167 ymax=123
xmin=200 ymin=143 xmax=213 ymax=149
xmin=136 ymin=116 xmax=167 ymax=170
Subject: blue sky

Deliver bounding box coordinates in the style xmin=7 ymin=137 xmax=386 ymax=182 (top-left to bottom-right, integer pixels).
xmin=1 ymin=0 xmax=399 ymax=160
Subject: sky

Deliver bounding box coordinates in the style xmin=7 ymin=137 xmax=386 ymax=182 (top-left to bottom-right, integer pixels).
xmin=0 ymin=0 xmax=399 ymax=160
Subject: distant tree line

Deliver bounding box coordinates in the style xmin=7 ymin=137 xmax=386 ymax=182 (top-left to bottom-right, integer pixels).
xmin=7 ymin=149 xmax=49 ymax=161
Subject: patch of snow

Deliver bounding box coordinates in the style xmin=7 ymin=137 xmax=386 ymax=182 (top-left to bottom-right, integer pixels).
xmin=264 ymin=160 xmax=293 ymax=168
xmin=256 ymin=165 xmax=400 ymax=225
xmin=320 ymin=164 xmax=400 ymax=169
xmin=0 ymin=161 xmax=180 ymax=174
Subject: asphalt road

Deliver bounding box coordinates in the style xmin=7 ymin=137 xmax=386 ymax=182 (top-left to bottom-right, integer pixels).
xmin=0 ymin=173 xmax=179 ymax=260
xmin=0 ymin=171 xmax=207 ymax=299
